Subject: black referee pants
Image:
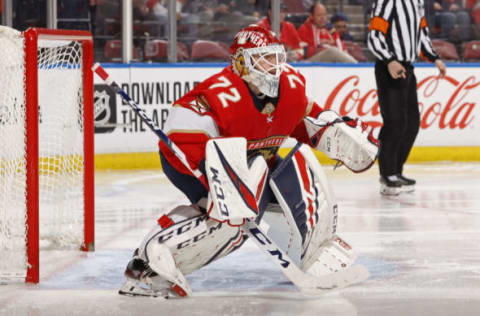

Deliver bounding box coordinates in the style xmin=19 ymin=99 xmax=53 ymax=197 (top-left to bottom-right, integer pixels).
xmin=374 ymin=60 xmax=420 ymax=177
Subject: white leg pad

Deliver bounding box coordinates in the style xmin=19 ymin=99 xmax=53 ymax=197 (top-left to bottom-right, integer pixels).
xmin=136 ymin=205 xmax=245 ymax=293
xmin=146 ymin=242 xmax=193 ymax=297
xmin=267 ymin=144 xmax=339 ymax=270
xmin=261 ymin=203 xmax=303 ymax=267
xmin=305 ymin=235 xmax=357 ymax=276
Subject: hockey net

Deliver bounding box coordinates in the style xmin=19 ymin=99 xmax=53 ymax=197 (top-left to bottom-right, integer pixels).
xmin=0 ymin=27 xmax=94 ymax=283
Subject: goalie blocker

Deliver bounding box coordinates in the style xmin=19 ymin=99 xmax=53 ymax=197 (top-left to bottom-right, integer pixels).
xmin=119 ymin=138 xmax=367 ymax=298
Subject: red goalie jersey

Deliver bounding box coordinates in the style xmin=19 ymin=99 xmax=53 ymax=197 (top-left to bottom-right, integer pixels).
xmin=159 ymin=64 xmax=324 ymax=177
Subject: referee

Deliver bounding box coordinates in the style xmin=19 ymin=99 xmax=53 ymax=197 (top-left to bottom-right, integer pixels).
xmin=367 ymin=0 xmax=446 ymax=195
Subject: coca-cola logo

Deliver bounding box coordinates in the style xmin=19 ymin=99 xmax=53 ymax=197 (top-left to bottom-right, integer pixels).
xmin=418 ymin=76 xmax=478 ymax=129
xmin=322 ymin=75 xmax=479 ymax=134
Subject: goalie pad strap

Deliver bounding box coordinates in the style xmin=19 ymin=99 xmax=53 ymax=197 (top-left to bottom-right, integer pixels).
xmin=157 ymin=215 xmax=175 ymax=228
xmin=172 ymin=284 xmax=188 ymax=297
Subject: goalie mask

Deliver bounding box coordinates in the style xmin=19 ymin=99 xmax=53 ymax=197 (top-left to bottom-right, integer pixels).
xmin=230 ymin=25 xmax=286 ymax=97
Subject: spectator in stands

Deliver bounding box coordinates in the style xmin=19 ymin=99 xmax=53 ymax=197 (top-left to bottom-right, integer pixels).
xmin=92 ymin=0 xmax=122 ymax=37
xmin=204 ymin=0 xmax=259 ymax=40
xmin=302 ymin=0 xmax=313 ymax=11
xmin=251 ymin=0 xmax=270 ymax=18
xmin=133 ymin=0 xmax=181 ymax=38
xmin=179 ymin=0 xmax=250 ymax=40
xmin=257 ymin=2 xmax=305 ymax=62
xmin=434 ymin=0 xmax=472 ymax=41
xmin=57 ymin=0 xmax=92 ymax=31
xmin=466 ymin=0 xmax=478 ymax=9
xmin=227 ymin=0 xmax=268 ymax=21
xmin=134 ymin=0 xmax=223 ymax=40
xmin=297 ymin=2 xmax=357 ymax=62
xmin=14 ymin=0 xmax=47 ymax=30
xmin=472 ymin=1 xmax=480 ymax=39
xmin=330 ymin=13 xmax=355 ymax=42
xmin=424 ymin=0 xmax=437 ymax=33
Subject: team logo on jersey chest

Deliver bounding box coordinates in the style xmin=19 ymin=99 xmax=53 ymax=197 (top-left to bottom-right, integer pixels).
xmin=262 ymin=102 xmax=275 ymax=123
xmin=261 ymin=102 xmax=275 ymax=116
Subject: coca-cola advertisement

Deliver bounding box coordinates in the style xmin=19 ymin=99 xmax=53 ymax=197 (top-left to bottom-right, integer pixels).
xmin=301 ymin=66 xmax=480 ymax=146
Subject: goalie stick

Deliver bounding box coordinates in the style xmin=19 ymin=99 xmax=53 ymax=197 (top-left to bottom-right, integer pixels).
xmin=92 ymin=63 xmax=369 ymax=294
xmin=92 ymin=63 xmax=206 ymax=186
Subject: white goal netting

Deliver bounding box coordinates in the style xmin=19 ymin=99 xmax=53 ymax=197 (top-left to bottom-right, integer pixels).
xmin=0 ymin=26 xmax=86 ymax=280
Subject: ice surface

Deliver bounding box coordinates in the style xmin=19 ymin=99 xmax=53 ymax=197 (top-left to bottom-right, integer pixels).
xmin=1 ymin=163 xmax=480 ymax=316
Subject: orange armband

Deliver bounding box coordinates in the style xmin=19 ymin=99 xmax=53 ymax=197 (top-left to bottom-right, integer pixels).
xmin=369 ymin=17 xmax=389 ymax=34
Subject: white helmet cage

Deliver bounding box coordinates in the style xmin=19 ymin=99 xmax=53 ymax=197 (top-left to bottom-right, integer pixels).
xmin=240 ymin=44 xmax=286 ymax=97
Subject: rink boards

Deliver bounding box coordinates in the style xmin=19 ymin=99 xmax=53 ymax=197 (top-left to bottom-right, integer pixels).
xmin=92 ymin=63 xmax=480 ymax=169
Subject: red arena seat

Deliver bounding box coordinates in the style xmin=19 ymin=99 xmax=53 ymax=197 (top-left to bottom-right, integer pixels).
xmin=463 ymin=41 xmax=480 ymax=61
xmin=431 ymin=40 xmax=459 ymax=61
xmin=472 ymin=3 xmax=480 ymax=25
xmin=343 ymin=41 xmax=367 ymax=62
xmin=190 ymin=40 xmax=230 ymax=61
xmin=466 ymin=0 xmax=477 ymax=10
xmin=104 ymin=40 xmax=140 ymax=62
xmin=144 ymin=40 xmax=189 ymax=62
xmin=285 ymin=0 xmax=306 ymax=13
xmin=217 ymin=41 xmax=231 ymax=53
xmin=103 ymin=40 xmax=122 ymax=61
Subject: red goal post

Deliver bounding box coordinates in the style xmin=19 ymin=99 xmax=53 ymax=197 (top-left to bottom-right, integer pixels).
xmin=0 ymin=27 xmax=95 ymax=283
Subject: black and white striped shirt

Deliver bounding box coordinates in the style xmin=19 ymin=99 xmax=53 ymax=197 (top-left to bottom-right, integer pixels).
xmin=367 ymin=0 xmax=439 ymax=63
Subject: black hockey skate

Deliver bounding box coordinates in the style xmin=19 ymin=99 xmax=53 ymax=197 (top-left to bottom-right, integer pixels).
xmin=118 ymin=249 xmax=171 ymax=298
xmin=380 ymin=175 xmax=402 ymax=196
xmin=397 ymin=174 xmax=416 ymax=193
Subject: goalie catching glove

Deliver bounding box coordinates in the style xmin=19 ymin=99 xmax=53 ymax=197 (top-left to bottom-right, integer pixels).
xmin=304 ymin=110 xmax=379 ymax=173
xmin=205 ymin=137 xmax=269 ymax=226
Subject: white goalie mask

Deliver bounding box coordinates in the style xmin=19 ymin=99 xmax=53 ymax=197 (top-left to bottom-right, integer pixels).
xmin=231 ymin=25 xmax=287 ymax=97
xmin=241 ymin=45 xmax=286 ymax=97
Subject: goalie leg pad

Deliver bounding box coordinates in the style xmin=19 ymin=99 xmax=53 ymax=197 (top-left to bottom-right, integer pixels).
xmin=119 ymin=248 xmax=185 ymax=298
xmin=145 ymin=242 xmax=193 ymax=297
xmin=267 ymin=144 xmax=338 ymax=270
xmin=119 ymin=247 xmax=172 ymax=298
xmin=305 ymin=235 xmax=358 ymax=277
xmin=205 ymin=138 xmax=269 ymax=226
xmin=122 ymin=205 xmax=204 ymax=298
xmin=163 ymin=216 xmax=246 ymax=275
xmin=122 ymin=205 xmax=246 ymax=297
xmin=135 ymin=204 xmax=246 ymax=279
xmin=259 ymin=203 xmax=300 ymax=264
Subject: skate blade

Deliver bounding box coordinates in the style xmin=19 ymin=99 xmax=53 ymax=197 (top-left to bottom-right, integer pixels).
xmin=118 ymin=279 xmax=167 ymax=298
xmin=118 ymin=289 xmax=164 ymax=298
xmin=401 ymin=184 xmax=415 ymax=193
xmin=380 ymin=184 xmax=401 ymax=196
